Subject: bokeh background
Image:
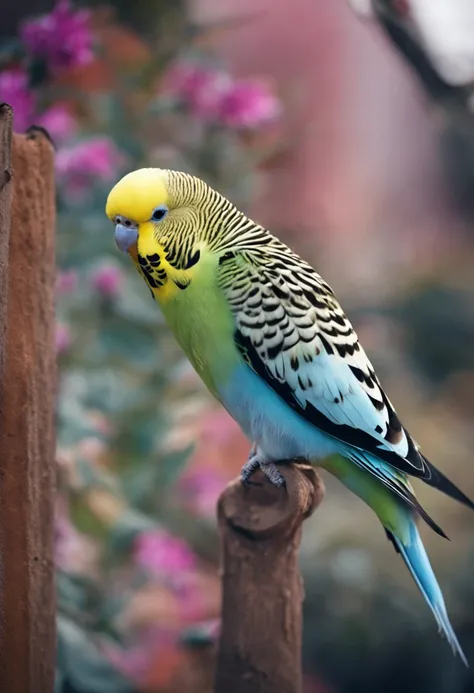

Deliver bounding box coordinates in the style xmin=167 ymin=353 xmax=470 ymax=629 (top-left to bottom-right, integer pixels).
xmin=2 ymin=1 xmax=474 ymax=691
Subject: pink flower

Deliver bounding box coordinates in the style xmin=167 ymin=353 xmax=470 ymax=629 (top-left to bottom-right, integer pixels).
xmin=55 ymin=137 xmax=124 ymax=199
xmin=90 ymin=263 xmax=122 ymax=298
xmin=163 ymin=62 xmax=281 ymax=129
xmin=56 ymin=269 xmax=78 ymax=294
xmin=172 ymin=571 xmax=214 ymax=621
xmin=134 ymin=530 xmax=196 ymax=578
xmin=200 ymin=409 xmax=241 ymax=445
xmin=38 ymin=104 xmax=77 ymax=144
xmin=55 ymin=322 xmax=71 ymax=353
xmin=163 ymin=62 xmax=232 ymax=120
xmin=104 ymin=642 xmax=153 ymax=683
xmin=179 ymin=467 xmax=227 ymax=517
xmin=103 ymin=629 xmax=176 ymax=684
xmin=218 ymin=79 xmax=281 ymax=129
xmin=0 ymin=69 xmax=35 ymax=133
xmin=21 ymin=0 xmax=93 ymax=72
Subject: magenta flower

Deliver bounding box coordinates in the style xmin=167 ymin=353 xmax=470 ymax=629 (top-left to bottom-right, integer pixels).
xmin=56 ymin=269 xmax=78 ymax=294
xmin=55 ymin=322 xmax=72 ymax=353
xmin=179 ymin=468 xmax=227 ymax=516
xmin=103 ymin=628 xmax=175 ymax=684
xmin=164 ymin=62 xmax=232 ymax=120
xmin=0 ymin=69 xmax=35 ymax=133
xmin=104 ymin=642 xmax=153 ymax=683
xmin=21 ymin=0 xmax=93 ymax=72
xmin=134 ymin=530 xmax=196 ymax=578
xmin=218 ymin=79 xmax=281 ymax=129
xmin=55 ymin=137 xmax=124 ymax=199
xmin=163 ymin=62 xmax=281 ymax=129
xmin=38 ymin=104 xmax=77 ymax=144
xmin=90 ymin=263 xmax=122 ymax=298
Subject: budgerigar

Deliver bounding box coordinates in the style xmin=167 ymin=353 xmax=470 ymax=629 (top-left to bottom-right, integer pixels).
xmin=106 ymin=168 xmax=473 ymax=664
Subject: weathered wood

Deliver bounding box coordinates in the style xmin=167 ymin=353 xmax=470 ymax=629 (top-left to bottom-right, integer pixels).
xmin=0 ymin=105 xmax=13 ymax=388
xmin=214 ymin=463 xmax=324 ymax=693
xmin=0 ymin=119 xmax=56 ymax=693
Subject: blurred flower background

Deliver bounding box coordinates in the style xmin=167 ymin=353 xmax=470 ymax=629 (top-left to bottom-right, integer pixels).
xmin=2 ymin=1 xmax=474 ymax=692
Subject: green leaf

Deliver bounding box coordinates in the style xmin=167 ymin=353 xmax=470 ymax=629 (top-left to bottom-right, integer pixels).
xmin=57 ymin=572 xmax=96 ymax=616
xmin=97 ymin=324 xmax=158 ymax=370
xmin=107 ymin=508 xmax=157 ymax=554
xmin=0 ymin=37 xmax=25 ymax=65
xmin=69 ymin=496 xmax=110 ymax=541
xmin=28 ymin=57 xmax=49 ymax=88
xmin=159 ymin=445 xmax=194 ymax=490
xmin=56 ymin=616 xmax=135 ymax=693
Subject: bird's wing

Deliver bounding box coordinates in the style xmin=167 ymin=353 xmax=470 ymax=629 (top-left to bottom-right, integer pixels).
xmin=225 ymin=241 xmax=430 ymax=480
xmin=334 ymin=447 xmax=448 ymax=538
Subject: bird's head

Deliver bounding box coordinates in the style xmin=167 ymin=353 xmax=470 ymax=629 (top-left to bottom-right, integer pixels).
xmin=106 ymin=168 xmax=178 ymax=260
xmin=106 ymin=167 xmax=234 ymax=302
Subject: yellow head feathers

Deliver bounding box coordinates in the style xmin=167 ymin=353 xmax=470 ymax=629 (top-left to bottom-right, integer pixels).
xmin=106 ymin=168 xmax=171 ymax=224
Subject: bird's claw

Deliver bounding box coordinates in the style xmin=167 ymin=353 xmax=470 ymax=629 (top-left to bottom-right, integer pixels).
xmin=240 ymin=450 xmax=286 ymax=488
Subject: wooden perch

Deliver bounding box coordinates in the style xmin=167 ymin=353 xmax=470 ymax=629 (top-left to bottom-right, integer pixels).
xmin=214 ymin=462 xmax=325 ymax=693
xmin=0 ymin=107 xmax=56 ymax=693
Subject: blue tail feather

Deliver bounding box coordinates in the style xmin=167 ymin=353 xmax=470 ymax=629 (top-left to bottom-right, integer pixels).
xmin=386 ymin=521 xmax=468 ymax=666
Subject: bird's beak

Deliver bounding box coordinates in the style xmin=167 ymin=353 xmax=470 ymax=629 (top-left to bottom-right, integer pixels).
xmin=114 ymin=223 xmax=138 ymax=254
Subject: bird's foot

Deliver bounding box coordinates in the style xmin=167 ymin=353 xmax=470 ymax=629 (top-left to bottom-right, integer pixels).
xmin=240 ymin=447 xmax=286 ymax=488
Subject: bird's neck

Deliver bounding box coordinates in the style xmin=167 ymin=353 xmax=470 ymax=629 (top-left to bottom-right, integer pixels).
xmin=158 ymin=265 xmax=241 ymax=397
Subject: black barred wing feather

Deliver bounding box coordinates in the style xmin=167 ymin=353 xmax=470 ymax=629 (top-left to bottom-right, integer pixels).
xmin=222 ymin=237 xmax=431 ymax=480
xmin=217 ymin=225 xmax=473 ymax=511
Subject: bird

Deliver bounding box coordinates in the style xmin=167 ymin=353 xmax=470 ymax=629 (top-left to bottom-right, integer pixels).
xmin=106 ymin=167 xmax=473 ymax=664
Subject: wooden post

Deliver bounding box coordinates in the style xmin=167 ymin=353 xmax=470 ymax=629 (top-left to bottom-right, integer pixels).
xmin=214 ymin=463 xmax=324 ymax=693
xmin=0 ymin=106 xmax=12 ymax=379
xmin=0 ymin=107 xmax=57 ymax=693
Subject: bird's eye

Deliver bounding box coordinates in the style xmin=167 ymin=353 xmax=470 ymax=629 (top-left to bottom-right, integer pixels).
xmin=151 ymin=205 xmax=168 ymax=222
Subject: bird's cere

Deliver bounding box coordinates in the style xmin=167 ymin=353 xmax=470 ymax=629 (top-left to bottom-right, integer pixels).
xmin=114 ymin=222 xmax=138 ymax=254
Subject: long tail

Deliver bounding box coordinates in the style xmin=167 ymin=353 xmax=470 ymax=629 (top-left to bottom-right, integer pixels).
xmin=386 ymin=520 xmax=468 ymax=666
xmin=421 ymin=454 xmax=474 ymax=511
xmin=324 ymin=453 xmax=468 ymax=664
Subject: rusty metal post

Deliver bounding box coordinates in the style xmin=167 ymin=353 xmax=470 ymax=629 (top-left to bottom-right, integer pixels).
xmin=214 ymin=463 xmax=324 ymax=693
xmin=0 ymin=107 xmax=57 ymax=693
